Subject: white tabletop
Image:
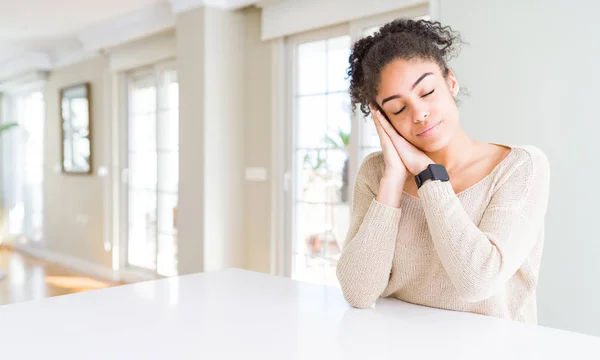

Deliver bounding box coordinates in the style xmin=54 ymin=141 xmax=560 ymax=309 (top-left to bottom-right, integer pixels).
xmin=0 ymin=268 xmax=598 ymax=359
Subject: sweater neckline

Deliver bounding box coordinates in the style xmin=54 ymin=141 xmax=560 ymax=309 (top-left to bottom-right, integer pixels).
xmin=401 ymin=143 xmax=517 ymax=201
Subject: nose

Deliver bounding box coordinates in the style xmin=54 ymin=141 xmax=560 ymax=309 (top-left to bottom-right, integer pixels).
xmin=415 ymin=111 xmax=430 ymax=123
xmin=412 ymin=103 xmax=430 ymax=124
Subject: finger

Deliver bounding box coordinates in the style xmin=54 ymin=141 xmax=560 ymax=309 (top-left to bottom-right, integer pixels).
xmin=373 ymin=113 xmax=387 ymax=141
xmin=368 ymin=105 xmax=377 ymax=115
xmin=373 ymin=111 xmax=412 ymax=153
xmin=373 ymin=113 xmax=394 ymax=150
xmin=373 ymin=110 xmax=397 ymax=138
xmin=369 ymin=108 xmax=381 ymax=128
xmin=373 ymin=111 xmax=397 ymax=141
xmin=373 ymin=112 xmax=392 ymax=144
xmin=373 ymin=110 xmax=404 ymax=146
xmin=371 ymin=109 xmax=401 ymax=152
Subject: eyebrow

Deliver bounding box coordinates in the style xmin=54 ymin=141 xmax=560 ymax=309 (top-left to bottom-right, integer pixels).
xmin=380 ymin=72 xmax=434 ymax=107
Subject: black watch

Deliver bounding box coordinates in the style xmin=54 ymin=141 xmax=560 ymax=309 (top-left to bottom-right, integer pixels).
xmin=415 ymin=164 xmax=450 ymax=189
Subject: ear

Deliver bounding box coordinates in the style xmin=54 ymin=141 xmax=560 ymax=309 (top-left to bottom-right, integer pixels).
xmin=446 ymin=68 xmax=459 ymax=96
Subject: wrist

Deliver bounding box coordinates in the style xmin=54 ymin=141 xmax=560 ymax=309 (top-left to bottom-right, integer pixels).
xmin=377 ymin=175 xmax=405 ymax=208
xmin=415 ymin=161 xmax=434 ymax=175
xmin=414 ymin=163 xmax=450 ymax=189
xmin=381 ymin=173 xmax=406 ymax=187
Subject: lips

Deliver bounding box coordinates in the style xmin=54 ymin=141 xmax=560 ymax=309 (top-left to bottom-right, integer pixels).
xmin=417 ymin=121 xmax=442 ymax=137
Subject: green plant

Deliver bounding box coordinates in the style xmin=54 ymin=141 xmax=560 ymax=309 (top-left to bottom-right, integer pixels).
xmin=301 ymin=128 xmax=352 ymax=202
xmin=0 ymin=123 xmax=18 ymax=134
xmin=326 ymin=128 xmax=350 ymax=150
xmin=303 ymin=150 xmax=327 ymax=174
xmin=302 ymin=128 xmax=351 ymax=173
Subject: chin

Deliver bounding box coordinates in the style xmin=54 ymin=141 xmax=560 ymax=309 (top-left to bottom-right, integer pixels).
xmin=418 ymin=141 xmax=447 ymax=153
xmin=413 ymin=132 xmax=453 ymax=153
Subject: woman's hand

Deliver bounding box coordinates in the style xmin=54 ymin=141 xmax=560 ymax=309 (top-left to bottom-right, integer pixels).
xmin=372 ymin=110 xmax=434 ymax=176
xmin=370 ymin=106 xmax=408 ymax=182
xmin=370 ymin=106 xmax=409 ymax=208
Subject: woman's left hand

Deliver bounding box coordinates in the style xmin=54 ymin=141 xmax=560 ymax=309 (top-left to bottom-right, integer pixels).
xmin=372 ymin=111 xmax=434 ymax=175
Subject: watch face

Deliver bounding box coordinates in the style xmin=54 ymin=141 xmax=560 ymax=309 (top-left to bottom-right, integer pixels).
xmin=429 ymin=164 xmax=450 ymax=181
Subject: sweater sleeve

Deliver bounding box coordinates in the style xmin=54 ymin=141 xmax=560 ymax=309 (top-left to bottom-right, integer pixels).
xmin=336 ymin=153 xmax=402 ymax=308
xmin=417 ymin=148 xmax=550 ymax=302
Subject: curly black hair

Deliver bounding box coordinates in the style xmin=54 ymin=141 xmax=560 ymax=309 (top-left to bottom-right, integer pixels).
xmin=348 ymin=18 xmax=463 ymax=117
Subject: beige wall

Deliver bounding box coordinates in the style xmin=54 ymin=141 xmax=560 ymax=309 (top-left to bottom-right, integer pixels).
xmin=203 ymin=7 xmax=246 ymax=271
xmin=43 ymin=56 xmax=111 ymax=268
xmin=176 ymin=6 xmax=248 ymax=274
xmin=175 ymin=7 xmax=207 ymax=275
xmin=243 ymin=8 xmax=273 ymax=274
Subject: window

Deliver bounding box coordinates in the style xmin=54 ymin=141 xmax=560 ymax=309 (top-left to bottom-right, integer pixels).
xmin=283 ymin=7 xmax=430 ymax=286
xmin=1 ymin=91 xmax=45 ymax=243
xmin=123 ymin=62 xmax=178 ymax=277
xmin=287 ymin=26 xmax=352 ymax=286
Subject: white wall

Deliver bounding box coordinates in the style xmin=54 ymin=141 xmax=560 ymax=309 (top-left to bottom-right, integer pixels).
xmin=438 ymin=0 xmax=600 ymax=336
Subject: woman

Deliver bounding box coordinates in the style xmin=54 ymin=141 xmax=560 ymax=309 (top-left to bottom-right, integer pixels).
xmin=336 ymin=18 xmax=550 ymax=324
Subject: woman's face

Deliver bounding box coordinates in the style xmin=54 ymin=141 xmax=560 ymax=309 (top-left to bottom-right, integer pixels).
xmin=375 ymin=58 xmax=460 ymax=153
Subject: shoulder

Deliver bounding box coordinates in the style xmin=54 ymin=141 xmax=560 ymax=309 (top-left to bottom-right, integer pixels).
xmin=355 ymin=151 xmax=385 ymax=190
xmin=360 ymin=151 xmax=385 ymax=171
xmin=493 ymin=145 xmax=550 ymax=198
xmin=507 ymin=145 xmax=550 ymax=178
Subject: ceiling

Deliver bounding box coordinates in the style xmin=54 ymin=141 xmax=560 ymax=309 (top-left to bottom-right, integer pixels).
xmin=0 ymin=0 xmax=279 ymax=81
xmin=0 ymin=0 xmax=166 ymax=63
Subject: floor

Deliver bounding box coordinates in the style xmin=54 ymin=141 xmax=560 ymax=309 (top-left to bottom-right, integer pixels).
xmin=0 ymin=247 xmax=121 ymax=306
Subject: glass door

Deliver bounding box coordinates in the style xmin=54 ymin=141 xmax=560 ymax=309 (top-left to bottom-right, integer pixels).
xmin=124 ymin=62 xmax=179 ymax=277
xmin=1 ymin=91 xmax=45 ymax=243
xmin=287 ymin=27 xmax=352 ymax=286
xmin=284 ymin=7 xmax=430 ymax=286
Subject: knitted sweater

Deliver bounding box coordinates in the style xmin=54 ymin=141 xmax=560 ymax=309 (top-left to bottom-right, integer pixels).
xmin=336 ymin=145 xmax=550 ymax=323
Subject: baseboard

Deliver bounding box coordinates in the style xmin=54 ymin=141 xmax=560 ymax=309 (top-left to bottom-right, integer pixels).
xmin=10 ymin=244 xmax=159 ymax=284
xmin=13 ymin=244 xmax=119 ymax=282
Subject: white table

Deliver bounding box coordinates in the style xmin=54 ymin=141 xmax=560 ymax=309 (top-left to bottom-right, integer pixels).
xmin=0 ymin=268 xmax=598 ymax=359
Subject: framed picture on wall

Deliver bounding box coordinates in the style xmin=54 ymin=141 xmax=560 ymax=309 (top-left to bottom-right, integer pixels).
xmin=60 ymin=82 xmax=92 ymax=174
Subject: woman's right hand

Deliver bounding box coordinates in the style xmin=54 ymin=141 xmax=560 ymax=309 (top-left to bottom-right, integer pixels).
xmin=370 ymin=107 xmax=408 ymax=208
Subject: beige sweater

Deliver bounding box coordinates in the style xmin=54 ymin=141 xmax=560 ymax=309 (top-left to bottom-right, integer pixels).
xmin=336 ymin=145 xmax=550 ymax=323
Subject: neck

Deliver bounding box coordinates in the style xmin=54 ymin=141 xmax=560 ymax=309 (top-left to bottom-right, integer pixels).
xmin=424 ymin=128 xmax=478 ymax=172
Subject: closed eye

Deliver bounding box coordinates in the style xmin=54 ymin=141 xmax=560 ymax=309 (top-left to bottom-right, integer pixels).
xmin=392 ymin=89 xmax=435 ymax=115
xmin=393 ymin=107 xmax=406 ymax=115
xmin=422 ymin=89 xmax=435 ymax=97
